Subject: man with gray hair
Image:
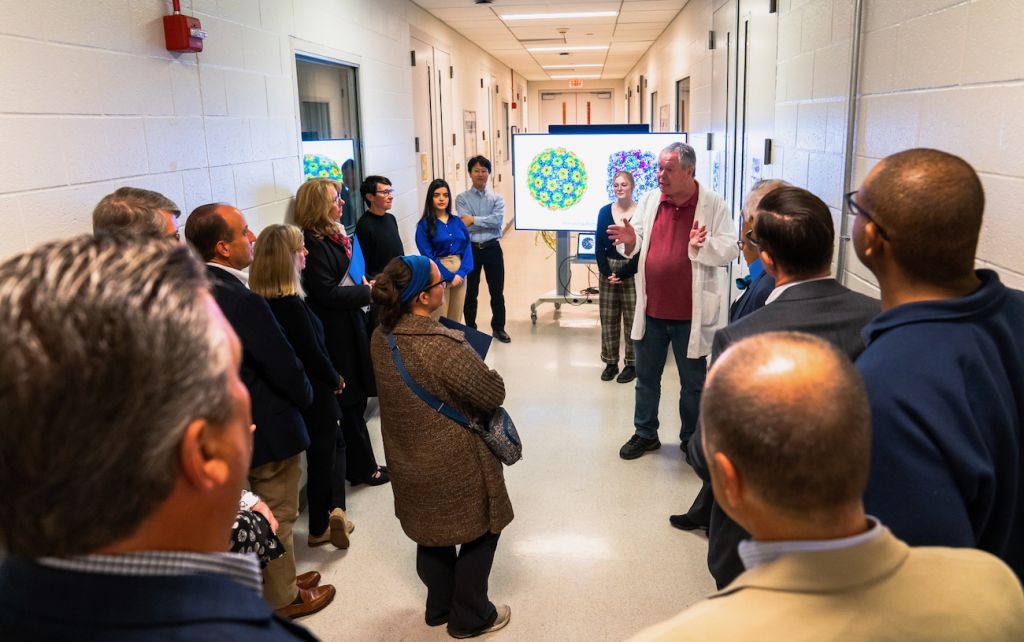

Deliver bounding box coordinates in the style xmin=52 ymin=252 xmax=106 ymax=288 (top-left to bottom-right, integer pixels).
xmin=608 ymin=142 xmax=738 ymax=460
xmin=0 ymin=235 xmax=316 ymax=639
xmin=92 ymin=186 xmax=181 ymax=238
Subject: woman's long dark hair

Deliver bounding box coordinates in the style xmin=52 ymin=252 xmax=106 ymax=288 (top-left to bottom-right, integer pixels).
xmin=420 ymin=178 xmax=452 ymax=240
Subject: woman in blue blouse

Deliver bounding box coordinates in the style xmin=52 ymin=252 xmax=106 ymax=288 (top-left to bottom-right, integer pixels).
xmin=415 ymin=178 xmax=474 ymax=323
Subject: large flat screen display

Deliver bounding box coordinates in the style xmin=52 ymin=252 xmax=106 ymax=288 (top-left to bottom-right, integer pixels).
xmin=512 ymin=132 xmax=687 ymax=232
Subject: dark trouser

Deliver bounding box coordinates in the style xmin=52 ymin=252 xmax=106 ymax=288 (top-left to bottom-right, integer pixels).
xmin=685 ymin=483 xmax=713 ymax=528
xmin=633 ymin=316 xmax=707 ymax=443
xmin=306 ymin=413 xmax=344 ymax=537
xmin=464 ymin=241 xmax=506 ymax=332
xmin=416 ymin=531 xmax=500 ymax=634
xmin=338 ymin=397 xmax=378 ymax=484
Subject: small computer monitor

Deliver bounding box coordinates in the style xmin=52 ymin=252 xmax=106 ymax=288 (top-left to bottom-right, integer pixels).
xmin=576 ymin=233 xmax=596 ymax=261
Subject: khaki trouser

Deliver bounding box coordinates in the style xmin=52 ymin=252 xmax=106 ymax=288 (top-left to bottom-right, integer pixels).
xmin=430 ymin=254 xmax=466 ymax=323
xmin=248 ymin=454 xmax=301 ymax=608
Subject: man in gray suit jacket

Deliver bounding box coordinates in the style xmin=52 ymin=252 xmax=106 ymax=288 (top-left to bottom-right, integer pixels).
xmin=688 ymin=185 xmax=879 ymax=588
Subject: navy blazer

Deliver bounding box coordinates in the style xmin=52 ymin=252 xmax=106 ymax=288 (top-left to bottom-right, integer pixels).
xmin=0 ymin=557 xmax=318 ymax=640
xmin=208 ymin=266 xmax=313 ymax=468
xmin=729 ymin=271 xmax=775 ymax=322
xmin=693 ymin=278 xmax=880 ymax=587
xmin=300 ymin=230 xmax=377 ymax=405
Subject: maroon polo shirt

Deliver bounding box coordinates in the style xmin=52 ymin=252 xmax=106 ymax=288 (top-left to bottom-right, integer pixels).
xmin=645 ymin=184 xmax=700 ymax=320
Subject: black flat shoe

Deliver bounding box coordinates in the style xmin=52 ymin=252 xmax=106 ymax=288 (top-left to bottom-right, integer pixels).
xmin=352 ymin=466 xmax=390 ymax=487
xmin=601 ymin=363 xmax=619 ymax=381
xmin=616 ymin=365 xmax=636 ymax=383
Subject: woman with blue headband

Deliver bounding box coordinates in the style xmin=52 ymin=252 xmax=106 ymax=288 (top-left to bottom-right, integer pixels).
xmin=369 ymin=255 xmax=513 ymax=639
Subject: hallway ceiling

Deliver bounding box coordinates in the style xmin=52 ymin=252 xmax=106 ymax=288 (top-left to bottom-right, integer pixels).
xmin=410 ymin=1 xmax=690 ymax=81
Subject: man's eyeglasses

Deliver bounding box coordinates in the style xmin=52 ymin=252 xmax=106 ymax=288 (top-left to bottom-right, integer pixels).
xmin=376 ymin=188 xmax=396 ymax=196
xmin=844 ymin=191 xmax=889 ymax=240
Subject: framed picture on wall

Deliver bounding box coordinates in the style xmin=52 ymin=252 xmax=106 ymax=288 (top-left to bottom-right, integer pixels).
xmin=463 ymin=110 xmax=477 ymax=159
xmin=659 ymin=105 xmax=670 ymax=132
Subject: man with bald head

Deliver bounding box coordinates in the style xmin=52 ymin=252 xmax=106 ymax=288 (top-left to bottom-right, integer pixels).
xmin=631 ymin=333 xmax=1024 ymax=641
xmin=185 ymin=204 xmax=335 ymax=618
xmin=852 ymin=148 xmax=1024 ymax=579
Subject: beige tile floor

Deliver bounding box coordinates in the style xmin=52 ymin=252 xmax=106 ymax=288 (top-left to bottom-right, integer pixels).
xmin=295 ymin=228 xmax=716 ymax=641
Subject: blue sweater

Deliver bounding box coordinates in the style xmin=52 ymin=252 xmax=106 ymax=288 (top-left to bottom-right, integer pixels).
xmin=415 ymin=215 xmax=474 ymax=281
xmin=856 ymin=270 xmax=1024 ymax=578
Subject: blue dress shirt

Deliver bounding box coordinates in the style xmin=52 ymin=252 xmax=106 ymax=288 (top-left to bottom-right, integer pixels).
xmin=455 ymin=186 xmax=505 ymax=243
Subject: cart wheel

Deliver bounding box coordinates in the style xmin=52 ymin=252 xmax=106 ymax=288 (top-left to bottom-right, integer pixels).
xmin=531 ymin=311 xmax=537 ymax=324
xmin=554 ymin=302 xmax=562 ymax=310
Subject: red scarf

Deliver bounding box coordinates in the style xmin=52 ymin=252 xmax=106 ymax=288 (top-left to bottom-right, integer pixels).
xmin=329 ymin=232 xmax=352 ymax=259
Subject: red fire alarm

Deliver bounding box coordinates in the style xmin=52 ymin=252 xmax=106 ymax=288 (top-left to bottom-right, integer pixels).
xmin=164 ymin=1 xmax=206 ymax=53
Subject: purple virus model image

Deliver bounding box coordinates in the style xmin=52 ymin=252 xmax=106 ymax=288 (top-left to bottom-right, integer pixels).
xmin=527 ymin=147 xmax=588 ymax=211
xmin=606 ymin=149 xmax=658 ymax=202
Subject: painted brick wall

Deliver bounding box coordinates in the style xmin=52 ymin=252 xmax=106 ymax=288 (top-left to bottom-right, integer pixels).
xmin=848 ymin=0 xmax=1024 ymax=294
xmin=0 ymin=0 xmax=517 ymax=260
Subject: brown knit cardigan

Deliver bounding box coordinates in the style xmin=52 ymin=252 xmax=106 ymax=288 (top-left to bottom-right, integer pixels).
xmin=369 ymin=313 xmax=513 ymax=547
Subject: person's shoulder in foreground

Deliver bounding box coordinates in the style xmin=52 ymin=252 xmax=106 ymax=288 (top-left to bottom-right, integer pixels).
xmin=629 ymin=529 xmax=1024 ymax=642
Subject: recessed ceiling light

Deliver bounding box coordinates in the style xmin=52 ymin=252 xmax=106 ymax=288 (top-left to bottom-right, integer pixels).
xmin=502 ymin=11 xmax=617 ymax=20
xmin=528 ymin=45 xmax=609 ymax=52
xmin=549 ymin=74 xmax=601 ymax=79
xmin=543 ymin=64 xmax=602 ymax=69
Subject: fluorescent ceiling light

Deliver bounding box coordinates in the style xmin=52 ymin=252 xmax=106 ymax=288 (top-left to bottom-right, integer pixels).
xmin=549 ymin=74 xmax=601 ymax=79
xmin=527 ymin=45 xmax=609 ymax=52
xmin=543 ymin=64 xmax=603 ymax=69
xmin=502 ymin=11 xmax=617 ymax=20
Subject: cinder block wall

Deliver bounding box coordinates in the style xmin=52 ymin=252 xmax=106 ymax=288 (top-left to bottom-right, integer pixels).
xmin=0 ymin=0 xmax=517 ymax=260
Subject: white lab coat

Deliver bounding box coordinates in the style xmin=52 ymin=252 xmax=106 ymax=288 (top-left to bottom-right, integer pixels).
xmin=625 ymin=183 xmax=738 ymax=357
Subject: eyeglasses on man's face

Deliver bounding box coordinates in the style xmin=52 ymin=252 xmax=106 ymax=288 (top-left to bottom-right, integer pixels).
xmin=376 ymin=188 xmax=396 ymax=196
xmin=845 ymin=191 xmax=889 ymax=240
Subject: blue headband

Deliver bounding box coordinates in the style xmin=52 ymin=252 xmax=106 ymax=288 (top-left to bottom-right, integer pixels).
xmin=399 ymin=255 xmax=433 ymax=303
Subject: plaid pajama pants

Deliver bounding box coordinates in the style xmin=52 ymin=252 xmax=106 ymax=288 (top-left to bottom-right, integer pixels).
xmin=599 ymin=257 xmax=637 ymax=366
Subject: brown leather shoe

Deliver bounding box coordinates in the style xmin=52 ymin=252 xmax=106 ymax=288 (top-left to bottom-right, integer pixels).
xmin=275 ymin=585 xmax=336 ymax=619
xmin=296 ymin=570 xmax=320 ymax=590
xmin=329 ymin=508 xmax=354 ymax=549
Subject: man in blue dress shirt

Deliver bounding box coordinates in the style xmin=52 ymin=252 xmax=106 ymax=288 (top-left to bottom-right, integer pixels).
xmin=457 ymin=155 xmax=511 ymax=343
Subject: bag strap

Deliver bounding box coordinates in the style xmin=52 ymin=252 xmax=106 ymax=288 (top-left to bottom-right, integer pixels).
xmin=386 ymin=332 xmax=472 ymax=427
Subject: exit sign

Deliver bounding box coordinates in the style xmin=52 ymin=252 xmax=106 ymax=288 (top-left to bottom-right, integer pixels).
xmin=568 ymin=79 xmax=584 ymax=88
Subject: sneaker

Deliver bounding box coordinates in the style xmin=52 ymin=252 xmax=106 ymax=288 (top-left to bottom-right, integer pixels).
xmin=448 ymin=604 xmax=511 ymax=639
xmin=600 ymin=363 xmax=619 ymax=381
xmin=616 ymin=365 xmax=636 ymax=383
xmin=619 ymin=435 xmax=661 ymax=460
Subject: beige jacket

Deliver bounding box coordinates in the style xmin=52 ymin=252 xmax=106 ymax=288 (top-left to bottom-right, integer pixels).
xmin=369 ymin=314 xmax=513 ymax=547
xmin=626 ymin=183 xmax=737 ymax=357
xmin=630 ymin=527 xmax=1024 ymax=642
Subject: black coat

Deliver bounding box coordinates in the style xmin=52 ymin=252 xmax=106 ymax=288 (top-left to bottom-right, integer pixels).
xmin=266 ymin=295 xmax=343 ymax=438
xmin=693 ymin=278 xmax=880 ymax=587
xmin=207 ymin=266 xmax=312 ymax=468
xmin=300 ymin=230 xmax=377 ymax=405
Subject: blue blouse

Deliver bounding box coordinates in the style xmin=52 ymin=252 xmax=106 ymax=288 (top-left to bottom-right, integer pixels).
xmin=415 ymin=215 xmax=474 ymax=281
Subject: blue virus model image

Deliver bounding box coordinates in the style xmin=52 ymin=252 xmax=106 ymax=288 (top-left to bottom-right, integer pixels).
xmin=527 ymin=147 xmax=588 ymax=211
xmin=605 ymin=149 xmax=658 ymax=203
xmin=303 ymin=154 xmax=343 ymax=182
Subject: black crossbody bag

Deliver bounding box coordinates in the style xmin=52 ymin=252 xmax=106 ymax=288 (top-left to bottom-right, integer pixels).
xmin=386 ymin=332 xmax=522 ymax=465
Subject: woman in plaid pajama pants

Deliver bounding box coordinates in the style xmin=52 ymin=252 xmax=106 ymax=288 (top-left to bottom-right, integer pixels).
xmin=595 ymin=171 xmax=641 ymax=384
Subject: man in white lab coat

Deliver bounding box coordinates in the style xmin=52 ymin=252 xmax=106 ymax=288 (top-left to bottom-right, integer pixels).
xmin=609 ymin=142 xmax=737 ymax=460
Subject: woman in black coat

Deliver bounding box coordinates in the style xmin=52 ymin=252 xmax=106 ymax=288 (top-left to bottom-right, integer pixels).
xmin=295 ymin=178 xmax=388 ymax=487
xmin=250 ymin=223 xmax=357 ymax=549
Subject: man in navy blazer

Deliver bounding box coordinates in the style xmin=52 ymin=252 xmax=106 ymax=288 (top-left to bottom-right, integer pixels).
xmin=670 ymin=179 xmax=786 ymax=533
xmin=186 ymin=204 xmax=334 ymax=618
xmin=0 ymin=234 xmax=317 ymax=639
xmin=688 ymin=186 xmax=879 ymax=588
